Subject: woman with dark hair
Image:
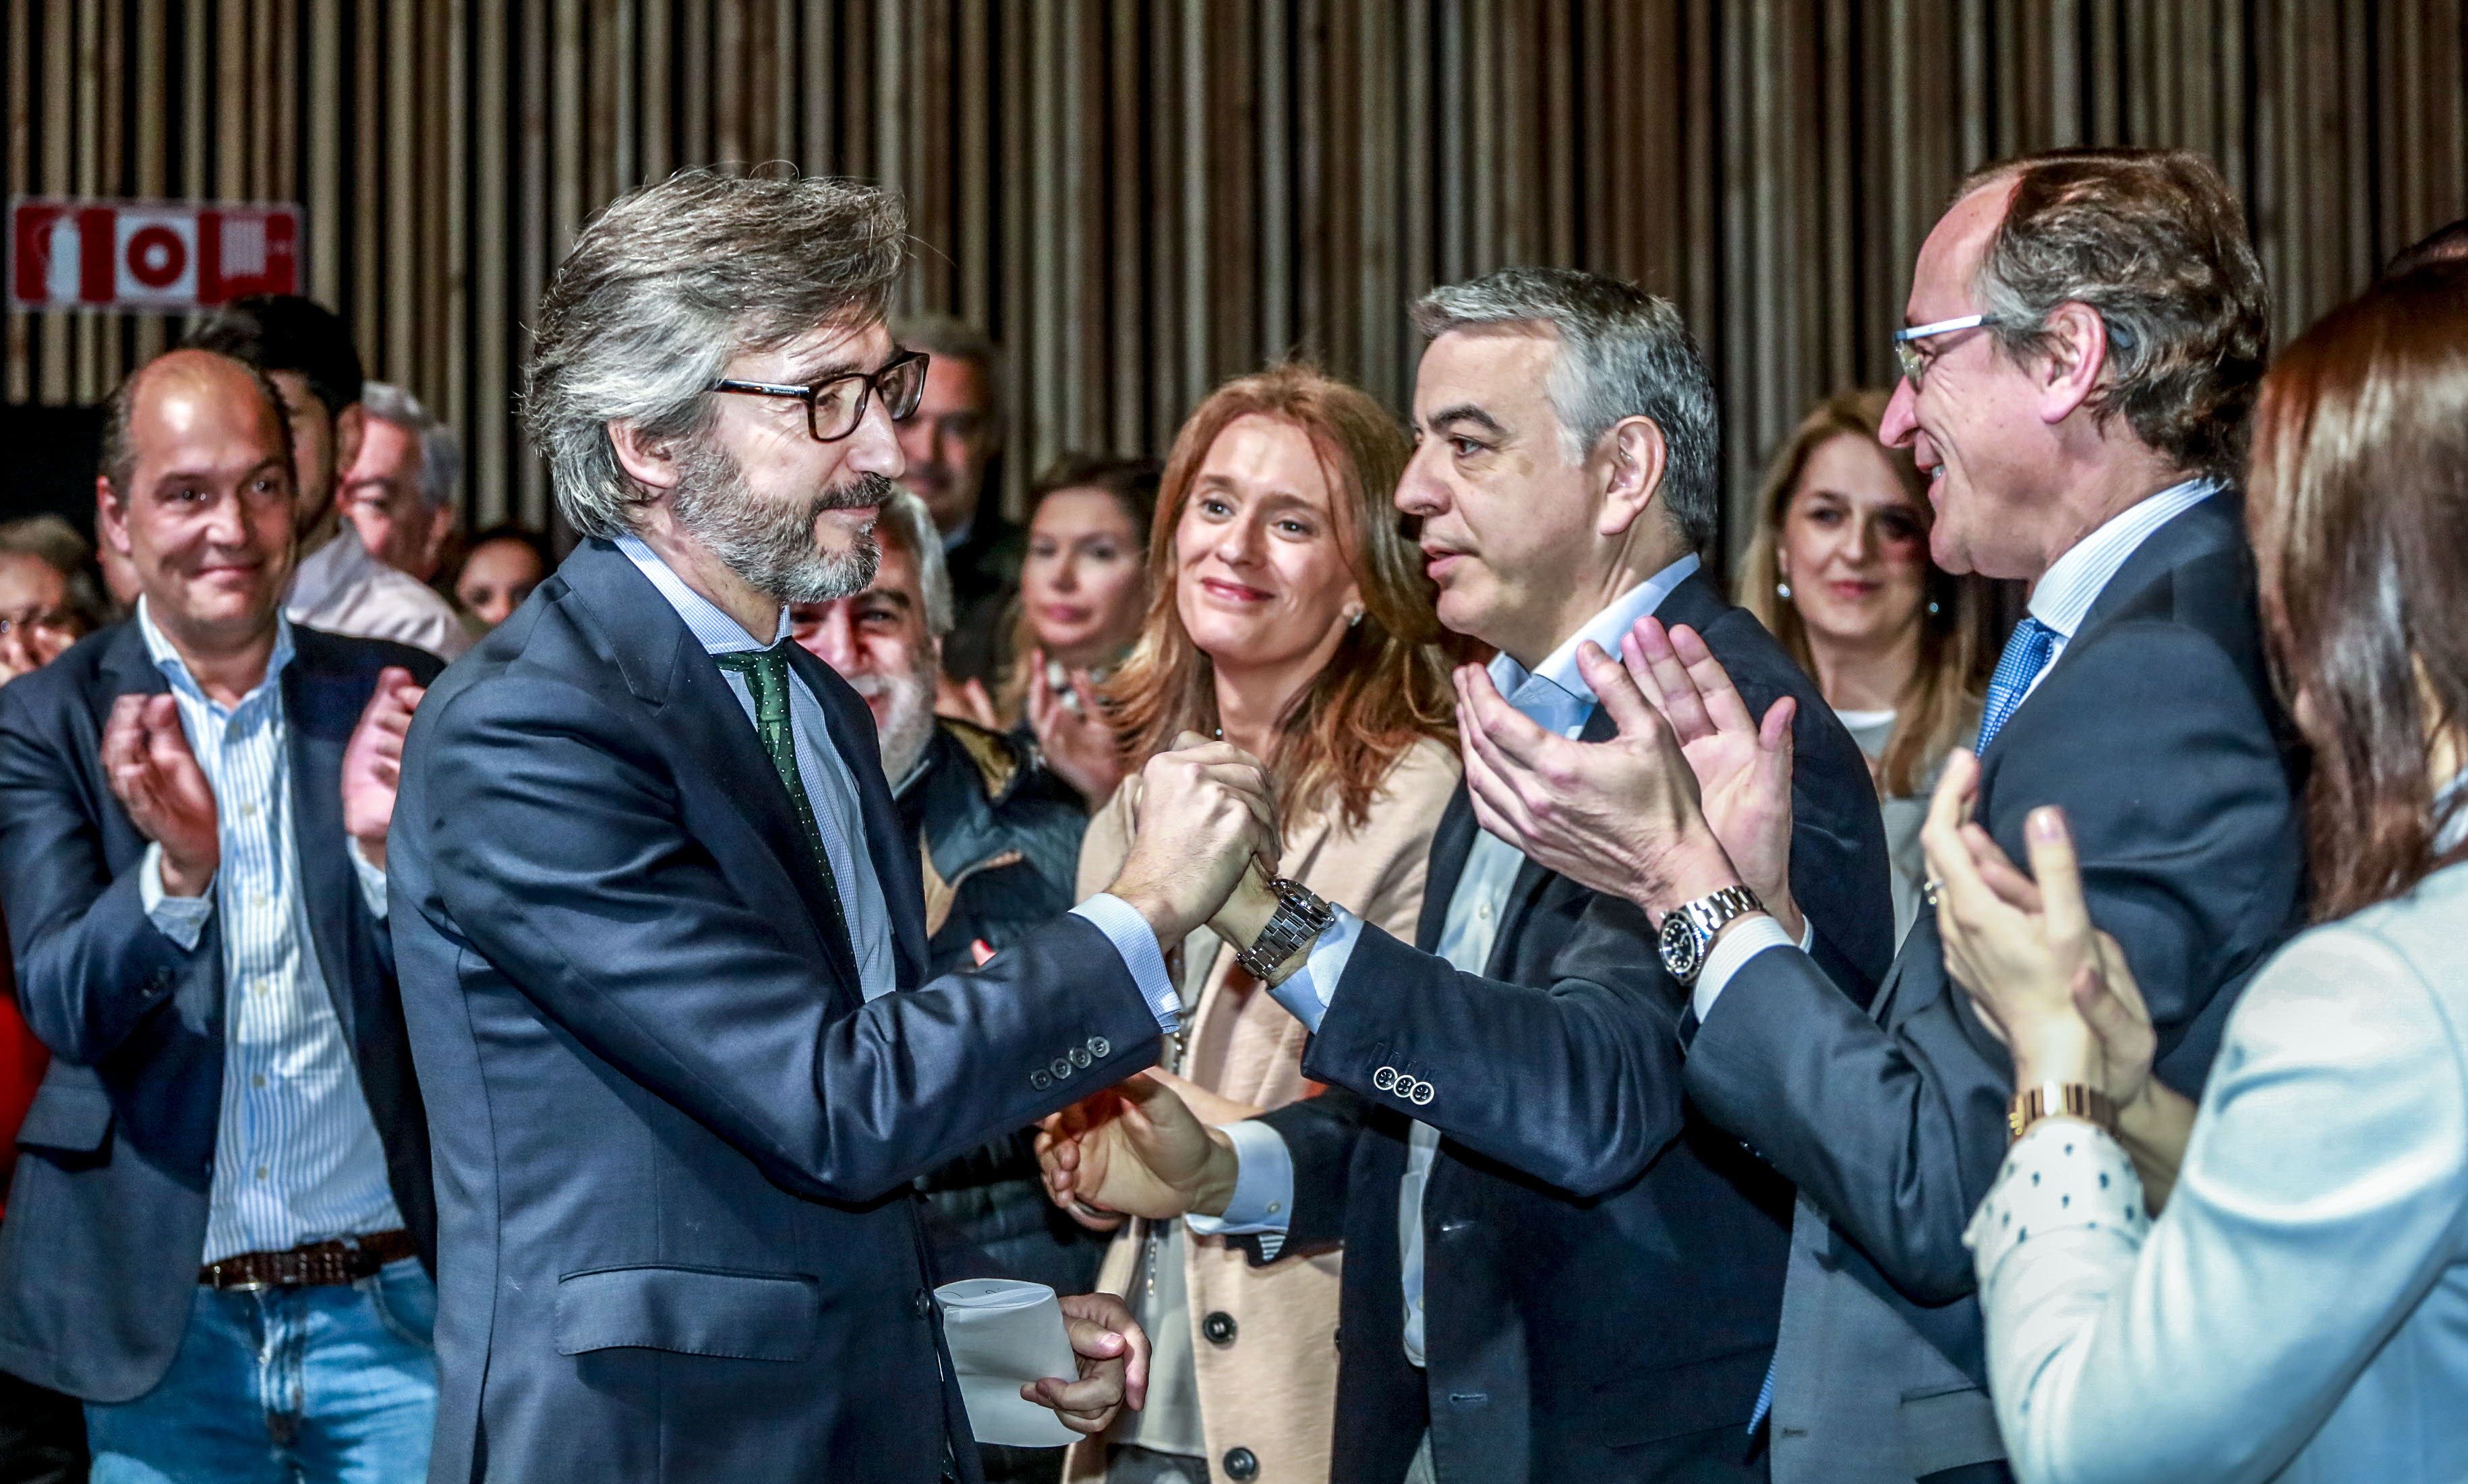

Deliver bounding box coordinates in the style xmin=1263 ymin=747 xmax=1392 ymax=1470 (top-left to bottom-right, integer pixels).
xmin=1927 ymin=261 xmax=2468 ymax=1482
xmin=996 ymin=454 xmax=1161 ymax=802
xmin=450 ymin=524 xmax=553 ymax=631
xmin=1738 ymin=390 xmax=1999 ymax=939
xmin=1063 ymin=365 xmax=1463 ymax=1484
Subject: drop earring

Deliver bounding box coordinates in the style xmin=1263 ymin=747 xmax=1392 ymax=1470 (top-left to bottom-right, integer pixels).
xmin=1927 ymin=599 xmax=1942 ymax=616
xmin=1776 ymin=581 xmax=1793 ymax=600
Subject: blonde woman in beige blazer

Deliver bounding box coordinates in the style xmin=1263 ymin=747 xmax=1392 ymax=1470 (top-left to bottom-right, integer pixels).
xmin=1053 ymin=365 xmax=1471 ymax=1484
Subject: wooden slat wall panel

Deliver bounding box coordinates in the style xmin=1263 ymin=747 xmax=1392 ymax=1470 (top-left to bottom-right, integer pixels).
xmin=7 ymin=0 xmax=2464 ymax=560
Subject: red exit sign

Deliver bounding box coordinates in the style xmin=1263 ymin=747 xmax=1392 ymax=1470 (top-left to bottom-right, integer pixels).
xmin=8 ymin=197 xmax=301 ymax=312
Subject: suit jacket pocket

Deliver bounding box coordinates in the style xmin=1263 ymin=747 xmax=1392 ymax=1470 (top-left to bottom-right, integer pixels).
xmin=14 ymin=1084 xmax=113 ymax=1154
xmin=554 ymin=1265 xmax=821 ymax=1361
xmin=1586 ymin=1342 xmax=1770 ymax=1448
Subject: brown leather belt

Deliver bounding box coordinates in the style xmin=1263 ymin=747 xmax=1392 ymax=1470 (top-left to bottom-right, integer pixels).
xmin=199 ymin=1230 xmax=419 ymax=1290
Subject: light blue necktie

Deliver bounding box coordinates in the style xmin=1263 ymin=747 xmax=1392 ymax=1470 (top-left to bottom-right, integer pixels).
xmin=1976 ymin=616 xmax=2059 ymax=754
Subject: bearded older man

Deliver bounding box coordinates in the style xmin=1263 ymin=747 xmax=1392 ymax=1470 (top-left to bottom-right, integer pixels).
xmin=385 ymin=170 xmax=1282 ymax=1484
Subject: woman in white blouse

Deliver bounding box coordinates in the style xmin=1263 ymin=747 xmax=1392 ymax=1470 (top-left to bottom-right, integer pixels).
xmin=1920 ymin=260 xmax=2468 ymax=1483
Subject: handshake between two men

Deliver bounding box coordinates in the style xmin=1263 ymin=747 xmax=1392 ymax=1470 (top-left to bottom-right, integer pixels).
xmin=1038 ymin=614 xmax=1811 ymax=1226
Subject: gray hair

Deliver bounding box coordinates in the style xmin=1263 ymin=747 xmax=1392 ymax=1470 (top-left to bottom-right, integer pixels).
xmin=0 ymin=514 xmax=109 ymax=630
xmin=1412 ymin=267 xmax=1722 ymax=552
xmin=868 ymin=488 xmax=955 ymax=637
xmin=889 ymin=312 xmax=1005 ymax=436
xmin=525 ymin=167 xmax=908 ymax=539
xmin=360 ymin=381 xmax=462 ymax=510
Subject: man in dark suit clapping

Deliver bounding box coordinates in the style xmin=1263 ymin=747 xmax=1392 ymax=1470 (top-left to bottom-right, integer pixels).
xmin=385 ymin=169 xmax=1279 ymax=1484
xmin=0 ymin=349 xmax=444 ymax=1481
xmin=1436 ymin=149 xmax=2306 ymax=1484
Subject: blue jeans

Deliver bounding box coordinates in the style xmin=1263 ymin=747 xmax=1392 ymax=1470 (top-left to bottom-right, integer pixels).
xmin=84 ymin=1257 xmax=437 ymax=1484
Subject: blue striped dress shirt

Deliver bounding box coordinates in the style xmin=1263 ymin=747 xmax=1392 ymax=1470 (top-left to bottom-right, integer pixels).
xmin=134 ymin=601 xmax=404 ymax=1264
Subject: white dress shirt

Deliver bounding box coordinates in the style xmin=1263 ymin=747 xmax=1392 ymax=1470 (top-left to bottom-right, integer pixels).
xmin=1194 ymin=556 xmax=1701 ymax=1365
xmin=1691 ymin=479 xmax=2219 ymax=1021
xmin=1965 ymin=851 xmax=2468 ymax=1484
xmin=612 ymin=535 xmax=1180 ymax=1029
xmin=132 ymin=601 xmax=405 ymax=1262
xmin=287 ymin=523 xmax=473 ymax=661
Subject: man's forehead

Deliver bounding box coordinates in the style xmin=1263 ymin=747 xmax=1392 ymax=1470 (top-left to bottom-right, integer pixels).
xmin=732 ymin=317 xmax=891 ymax=379
xmin=1414 ymin=324 xmax=1559 ymax=418
xmin=133 ymin=355 xmax=286 ymax=454
xmin=1911 ymin=176 xmax=2014 ymax=314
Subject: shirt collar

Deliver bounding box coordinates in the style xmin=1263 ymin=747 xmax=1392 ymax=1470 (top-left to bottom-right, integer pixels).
xmin=136 ymin=596 xmax=295 ymax=714
xmin=2027 ymin=477 xmax=2218 ymax=641
xmin=613 ymin=532 xmax=790 ymax=653
xmin=1486 ymin=553 xmax=1701 ymax=732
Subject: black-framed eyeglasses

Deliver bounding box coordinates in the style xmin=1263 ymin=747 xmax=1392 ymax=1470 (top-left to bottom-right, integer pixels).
xmin=709 ymin=348 xmax=931 ymax=442
xmin=1891 ymin=313 xmax=2003 ymax=386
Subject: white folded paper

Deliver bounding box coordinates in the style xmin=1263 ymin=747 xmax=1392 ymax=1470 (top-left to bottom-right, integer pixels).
xmin=934 ymin=1278 xmax=1082 ymax=1448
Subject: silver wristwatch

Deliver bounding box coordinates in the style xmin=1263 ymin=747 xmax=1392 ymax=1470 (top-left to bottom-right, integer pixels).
xmin=1657 ymin=884 xmax=1764 ymax=986
xmin=1233 ymin=877 xmax=1336 ymax=980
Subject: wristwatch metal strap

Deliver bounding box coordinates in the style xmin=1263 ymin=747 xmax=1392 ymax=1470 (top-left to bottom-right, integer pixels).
xmin=1235 ymin=878 xmax=1331 ymax=980
xmin=2007 ymin=1081 xmax=2119 ymax=1142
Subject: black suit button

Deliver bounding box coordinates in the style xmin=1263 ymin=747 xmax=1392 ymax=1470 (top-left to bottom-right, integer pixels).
xmin=1223 ymin=1447 xmax=1258 ymax=1481
xmin=1201 ymin=1310 xmax=1237 ymax=1346
xmin=1086 ymin=1036 xmax=1111 ymax=1059
xmin=1030 ymin=1069 xmax=1053 ymax=1092
xmin=914 ymin=1288 xmax=935 ymax=1317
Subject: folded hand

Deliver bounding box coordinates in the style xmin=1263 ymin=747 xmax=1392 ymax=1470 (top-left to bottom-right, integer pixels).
xmin=1036 ymin=1072 xmax=1234 ymax=1221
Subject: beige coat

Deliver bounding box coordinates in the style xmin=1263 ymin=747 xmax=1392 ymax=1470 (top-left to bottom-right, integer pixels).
xmin=1063 ymin=737 xmax=1459 ymax=1484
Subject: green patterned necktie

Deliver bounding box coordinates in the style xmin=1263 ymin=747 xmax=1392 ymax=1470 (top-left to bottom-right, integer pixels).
xmin=711 ymin=643 xmax=850 ymax=947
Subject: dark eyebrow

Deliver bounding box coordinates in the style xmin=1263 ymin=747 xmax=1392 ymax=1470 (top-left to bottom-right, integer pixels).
xmin=858 ymin=588 xmax=914 ymax=610
xmin=1425 ymin=403 xmax=1508 ymax=439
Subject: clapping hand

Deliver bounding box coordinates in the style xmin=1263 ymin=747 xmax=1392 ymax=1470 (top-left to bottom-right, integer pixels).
xmin=341 ymin=667 xmax=424 ymax=870
xmin=1026 ymin=651 xmax=1125 ymax=804
xmin=1920 ymin=751 xmax=2155 ymax=1105
xmin=1022 ymin=1292 xmax=1150 ymax=1432
xmin=1454 ymin=616 xmax=1794 ymax=930
xmin=102 ymin=694 xmax=219 ymax=897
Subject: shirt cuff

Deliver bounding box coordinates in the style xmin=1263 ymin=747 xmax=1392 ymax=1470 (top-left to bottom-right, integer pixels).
xmin=1689 ymin=914 xmax=1800 ymax=1024
xmin=1071 ymin=893 xmax=1181 ymax=1034
xmin=1264 ymin=904 xmax=1362 ymax=1034
xmin=138 ymin=842 xmax=214 ymax=950
xmin=1183 ymin=1118 xmax=1292 ymax=1261
xmin=1965 ymin=1117 xmax=2149 ymax=1280
xmin=350 ymin=839 xmax=391 ymax=920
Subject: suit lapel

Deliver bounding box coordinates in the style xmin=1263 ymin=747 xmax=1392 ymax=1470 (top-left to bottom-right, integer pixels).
xmin=1417 ymin=786 xmax=1479 ymax=953
xmin=786 ymin=643 xmax=927 ymax=991
xmin=281 ymin=632 xmax=362 ymax=1045
xmin=555 ymin=540 xmax=869 ymax=999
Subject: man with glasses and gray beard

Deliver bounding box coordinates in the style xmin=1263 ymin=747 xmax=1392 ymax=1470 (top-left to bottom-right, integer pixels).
xmin=792 ymin=489 xmax=1107 ymax=1484
xmin=386 ymin=169 xmax=1283 ymax=1484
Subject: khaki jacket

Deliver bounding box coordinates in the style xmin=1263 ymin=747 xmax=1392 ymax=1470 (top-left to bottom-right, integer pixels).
xmin=1064 ymin=736 xmax=1459 ymax=1484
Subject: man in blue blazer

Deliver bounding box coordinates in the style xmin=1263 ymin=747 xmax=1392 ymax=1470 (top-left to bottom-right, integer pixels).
xmin=385 ymin=169 xmax=1276 ymax=1484
xmin=1042 ymin=269 xmax=1894 ymax=1484
xmin=0 ymin=349 xmax=444 ymax=1480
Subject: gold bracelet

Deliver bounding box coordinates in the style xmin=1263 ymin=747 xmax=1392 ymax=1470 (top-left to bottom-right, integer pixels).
xmin=2007 ymin=1081 xmax=2119 ymax=1143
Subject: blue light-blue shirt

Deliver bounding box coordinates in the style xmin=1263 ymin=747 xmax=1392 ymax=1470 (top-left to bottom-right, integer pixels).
xmin=1192 ymin=556 xmax=1701 ymax=1365
xmin=612 ymin=535 xmax=1179 ymax=1029
xmin=133 ymin=601 xmax=405 ymax=1264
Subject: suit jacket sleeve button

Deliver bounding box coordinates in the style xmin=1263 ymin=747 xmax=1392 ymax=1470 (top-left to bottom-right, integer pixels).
xmin=1222 ymin=1447 xmax=1258 ymax=1480
xmin=1050 ymin=1057 xmax=1074 ymax=1081
xmin=1030 ymin=1069 xmax=1052 ymax=1092
xmin=1086 ymin=1036 xmax=1111 ymax=1059
xmin=1201 ymin=1310 xmax=1237 ymax=1346
xmin=1069 ymin=1046 xmax=1092 ymax=1069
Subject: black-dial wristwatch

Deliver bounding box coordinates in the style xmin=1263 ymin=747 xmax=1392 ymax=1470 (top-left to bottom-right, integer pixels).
xmin=1656 ymin=884 xmax=1765 ymax=985
xmin=1234 ymin=877 xmax=1336 ymax=980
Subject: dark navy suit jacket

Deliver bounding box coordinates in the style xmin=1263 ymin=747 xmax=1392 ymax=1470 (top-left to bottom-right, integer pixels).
xmin=1680 ymin=494 xmax=2305 ymax=1483
xmin=1241 ymin=571 xmax=1894 ymax=1484
xmin=387 ymin=539 xmax=1166 ymax=1484
xmin=0 ymin=620 xmax=441 ymax=1402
